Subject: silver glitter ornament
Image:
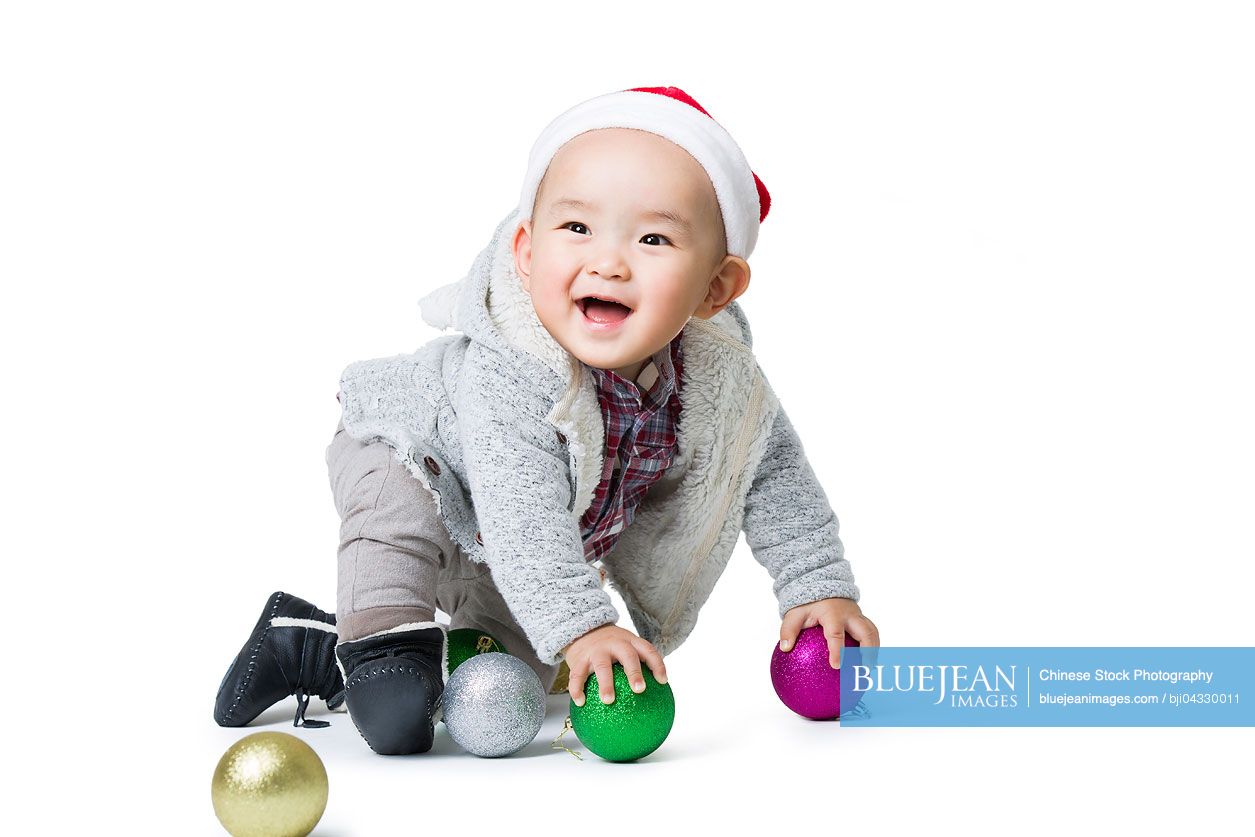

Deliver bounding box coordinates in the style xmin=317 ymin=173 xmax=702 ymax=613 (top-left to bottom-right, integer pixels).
xmin=443 ymin=652 xmax=545 ymax=757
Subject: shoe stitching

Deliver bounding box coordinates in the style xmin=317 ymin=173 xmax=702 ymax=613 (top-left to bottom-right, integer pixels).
xmin=220 ymin=591 xmax=285 ymax=723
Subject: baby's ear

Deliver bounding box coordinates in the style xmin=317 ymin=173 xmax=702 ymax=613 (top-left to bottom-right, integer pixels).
xmin=513 ymin=220 xmax=534 ymax=293
xmin=694 ymin=256 xmax=751 ymax=321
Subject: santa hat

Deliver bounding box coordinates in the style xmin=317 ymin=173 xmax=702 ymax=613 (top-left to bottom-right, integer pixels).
xmin=515 ymin=86 xmax=771 ymax=260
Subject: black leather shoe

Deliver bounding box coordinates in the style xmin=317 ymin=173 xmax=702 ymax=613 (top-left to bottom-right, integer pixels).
xmin=213 ymin=591 xmax=346 ymax=728
xmin=335 ymin=623 xmax=448 ymax=756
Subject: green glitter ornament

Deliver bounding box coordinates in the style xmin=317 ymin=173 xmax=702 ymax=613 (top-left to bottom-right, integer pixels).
xmin=446 ymin=628 xmax=509 ymax=675
xmin=569 ymin=663 xmax=674 ymax=762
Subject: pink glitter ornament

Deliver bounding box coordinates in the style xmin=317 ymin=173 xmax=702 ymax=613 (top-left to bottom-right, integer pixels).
xmin=770 ymin=625 xmax=865 ymax=720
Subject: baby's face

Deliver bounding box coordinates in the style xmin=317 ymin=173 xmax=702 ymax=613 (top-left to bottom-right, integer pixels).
xmin=513 ymin=127 xmax=750 ymax=380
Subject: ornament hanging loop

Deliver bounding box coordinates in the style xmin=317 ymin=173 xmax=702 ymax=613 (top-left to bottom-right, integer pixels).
xmin=550 ymin=715 xmax=583 ymax=760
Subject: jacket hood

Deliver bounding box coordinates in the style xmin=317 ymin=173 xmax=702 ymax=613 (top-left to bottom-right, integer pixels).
xmin=418 ymin=208 xmax=576 ymax=383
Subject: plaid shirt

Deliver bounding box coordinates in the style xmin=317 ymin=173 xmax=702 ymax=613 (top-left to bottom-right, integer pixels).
xmin=579 ymin=328 xmax=685 ymax=563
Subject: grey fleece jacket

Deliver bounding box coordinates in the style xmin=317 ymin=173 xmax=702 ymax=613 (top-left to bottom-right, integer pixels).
xmin=335 ymin=208 xmax=859 ymax=666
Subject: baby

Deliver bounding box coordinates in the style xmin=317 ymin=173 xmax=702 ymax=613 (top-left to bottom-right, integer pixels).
xmin=213 ymin=86 xmax=879 ymax=754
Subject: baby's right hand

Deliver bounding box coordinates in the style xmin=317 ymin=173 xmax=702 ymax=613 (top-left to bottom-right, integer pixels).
xmin=560 ymin=624 xmax=668 ymax=706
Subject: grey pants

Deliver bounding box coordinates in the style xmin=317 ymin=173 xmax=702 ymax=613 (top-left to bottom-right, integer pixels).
xmin=326 ymin=421 xmax=562 ymax=693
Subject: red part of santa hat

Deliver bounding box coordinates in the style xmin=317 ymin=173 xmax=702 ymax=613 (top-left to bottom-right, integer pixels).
xmin=627 ymin=86 xmax=772 ymax=224
xmin=517 ymin=85 xmax=770 ymax=259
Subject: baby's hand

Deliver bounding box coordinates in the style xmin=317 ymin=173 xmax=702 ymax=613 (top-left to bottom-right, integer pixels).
xmin=560 ymin=624 xmax=668 ymax=706
xmin=779 ymin=598 xmax=880 ymax=669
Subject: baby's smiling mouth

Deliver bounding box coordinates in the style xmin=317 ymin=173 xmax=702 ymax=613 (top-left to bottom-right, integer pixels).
xmin=577 ymin=295 xmax=633 ymax=325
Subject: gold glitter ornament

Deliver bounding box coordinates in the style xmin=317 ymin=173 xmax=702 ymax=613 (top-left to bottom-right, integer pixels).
xmin=211 ymin=731 xmax=328 ymax=837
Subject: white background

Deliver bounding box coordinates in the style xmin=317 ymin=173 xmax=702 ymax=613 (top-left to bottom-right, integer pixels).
xmin=4 ymin=1 xmax=1252 ymax=833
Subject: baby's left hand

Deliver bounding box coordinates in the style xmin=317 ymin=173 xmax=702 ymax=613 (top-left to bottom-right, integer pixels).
xmin=779 ymin=598 xmax=880 ymax=669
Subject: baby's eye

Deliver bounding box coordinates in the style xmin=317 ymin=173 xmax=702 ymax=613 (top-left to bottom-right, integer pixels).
xmin=561 ymin=222 xmax=590 ymax=235
xmin=641 ymin=233 xmax=672 ymax=246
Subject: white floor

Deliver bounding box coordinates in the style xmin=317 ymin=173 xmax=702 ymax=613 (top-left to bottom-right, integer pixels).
xmin=200 ymin=681 xmax=1248 ymax=835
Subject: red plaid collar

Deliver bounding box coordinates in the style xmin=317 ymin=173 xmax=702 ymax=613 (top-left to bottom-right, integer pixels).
xmin=579 ymin=329 xmax=685 ymax=561
xmin=588 ymin=331 xmax=683 ymax=410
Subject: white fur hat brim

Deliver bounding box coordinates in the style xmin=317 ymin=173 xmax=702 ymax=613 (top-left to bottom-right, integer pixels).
xmin=515 ymin=88 xmax=765 ymax=259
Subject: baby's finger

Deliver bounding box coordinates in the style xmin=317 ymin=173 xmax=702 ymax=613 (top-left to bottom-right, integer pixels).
xmin=779 ymin=608 xmax=808 ymax=651
xmin=631 ymin=638 xmax=668 ymax=685
xmin=823 ymin=619 xmax=847 ymax=669
xmin=567 ymin=658 xmax=589 ymax=707
xmin=848 ymin=615 xmax=880 ymax=669
xmin=618 ymin=648 xmax=647 ymax=695
xmin=592 ymin=654 xmax=616 ymax=704
xmin=847 ymin=615 xmax=880 ymax=647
